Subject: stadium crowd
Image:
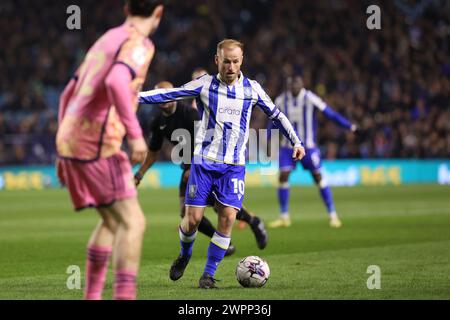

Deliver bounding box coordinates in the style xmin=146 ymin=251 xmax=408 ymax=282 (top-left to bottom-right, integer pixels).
xmin=0 ymin=0 xmax=448 ymax=165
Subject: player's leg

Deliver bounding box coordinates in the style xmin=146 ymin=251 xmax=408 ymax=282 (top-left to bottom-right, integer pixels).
xmin=107 ymin=197 xmax=147 ymax=299
xmin=269 ymin=170 xmax=292 ymax=228
xmin=84 ymin=208 xmax=117 ymax=300
xmin=170 ymin=205 xmax=205 ymax=281
xmin=199 ymin=203 xmax=237 ymax=289
xmin=311 ymin=170 xmax=342 ymax=228
xmin=236 ymin=206 xmax=268 ymax=249
xmin=62 ymin=152 xmax=145 ymax=299
xmin=304 ymin=148 xmax=342 ymax=228
xmin=269 ymin=147 xmax=294 ymax=228
xmin=208 ymin=200 xmax=238 ymax=256
xmin=199 ymin=164 xmax=245 ymax=288
xmin=170 ymin=161 xmax=211 ymax=281
xmin=180 ymin=167 xmax=214 ymax=238
xmin=180 ymin=167 xmax=233 ymax=254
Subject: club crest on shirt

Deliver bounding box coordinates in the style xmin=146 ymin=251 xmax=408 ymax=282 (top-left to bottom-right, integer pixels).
xmin=189 ymin=185 xmax=197 ymax=198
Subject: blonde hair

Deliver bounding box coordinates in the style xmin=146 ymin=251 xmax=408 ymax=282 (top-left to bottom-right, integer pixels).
xmin=216 ymin=39 xmax=244 ymax=54
xmin=155 ymin=81 xmax=173 ymax=89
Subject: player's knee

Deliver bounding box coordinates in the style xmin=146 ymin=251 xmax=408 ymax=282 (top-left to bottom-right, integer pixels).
xmin=122 ymin=211 xmax=146 ymax=235
xmin=312 ymin=172 xmax=322 ymax=184
xmin=224 ymin=213 xmax=235 ymax=226
xmin=279 ymin=171 xmax=290 ymax=183
xmin=103 ymin=217 xmax=118 ymax=233
xmin=180 ymin=205 xmax=186 ymax=218
xmin=185 ymin=208 xmax=202 ymax=228
xmin=219 ymin=208 xmax=237 ymax=226
xmin=134 ymin=214 xmax=147 ymax=235
xmin=186 ymin=217 xmax=200 ymax=230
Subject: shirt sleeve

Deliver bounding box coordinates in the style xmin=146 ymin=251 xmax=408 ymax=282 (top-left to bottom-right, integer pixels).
xmin=114 ymin=37 xmax=154 ymax=79
xmin=322 ymin=106 xmax=352 ymax=129
xmin=139 ymin=75 xmax=206 ymax=104
xmin=58 ymin=77 xmax=77 ymax=124
xmin=252 ymin=80 xmax=278 ymax=119
xmin=307 ymin=91 xmax=327 ymax=111
xmin=104 ymin=63 xmax=142 ymax=139
xmin=307 ymin=91 xmax=352 ymax=129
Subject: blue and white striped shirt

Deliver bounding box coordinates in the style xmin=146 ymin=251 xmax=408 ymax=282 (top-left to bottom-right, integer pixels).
xmin=139 ymin=73 xmax=302 ymax=165
xmin=275 ymin=88 xmax=352 ymax=149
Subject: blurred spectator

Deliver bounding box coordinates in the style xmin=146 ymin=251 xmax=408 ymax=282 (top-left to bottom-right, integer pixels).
xmin=0 ymin=0 xmax=448 ymax=165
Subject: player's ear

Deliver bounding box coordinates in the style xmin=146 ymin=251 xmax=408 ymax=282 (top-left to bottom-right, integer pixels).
xmin=215 ymin=54 xmax=219 ymax=66
xmin=150 ymin=5 xmax=164 ymax=32
xmin=152 ymin=5 xmax=164 ymax=20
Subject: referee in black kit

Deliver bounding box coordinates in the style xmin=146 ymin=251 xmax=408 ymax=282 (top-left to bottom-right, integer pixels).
xmin=134 ymin=80 xmax=268 ymax=255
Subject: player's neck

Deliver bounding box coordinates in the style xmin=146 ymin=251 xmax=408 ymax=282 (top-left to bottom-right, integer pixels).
xmin=218 ymin=73 xmax=240 ymax=86
xmin=291 ymin=89 xmax=302 ymax=97
xmin=126 ymin=16 xmax=153 ymax=37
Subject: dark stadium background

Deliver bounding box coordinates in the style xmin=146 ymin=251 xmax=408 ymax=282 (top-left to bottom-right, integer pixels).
xmin=0 ymin=0 xmax=448 ymax=165
xmin=0 ymin=0 xmax=450 ymax=302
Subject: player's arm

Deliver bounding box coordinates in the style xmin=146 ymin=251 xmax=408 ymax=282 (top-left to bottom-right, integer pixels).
xmin=139 ymin=76 xmax=205 ymax=105
xmin=57 ymin=75 xmax=77 ymax=124
xmin=134 ymin=117 xmax=164 ymax=186
xmin=56 ymin=74 xmax=78 ymax=184
xmin=266 ymin=95 xmax=284 ymax=141
xmin=134 ymin=149 xmax=160 ymax=186
xmin=309 ymin=92 xmax=357 ymax=132
xmin=104 ymin=63 xmax=147 ymax=164
xmin=323 ymin=106 xmax=358 ymax=132
xmin=253 ymin=82 xmax=305 ymax=160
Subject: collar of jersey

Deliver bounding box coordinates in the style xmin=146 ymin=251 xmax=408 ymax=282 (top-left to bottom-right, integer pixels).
xmin=216 ymin=71 xmax=244 ymax=87
xmin=288 ymin=87 xmax=306 ymax=100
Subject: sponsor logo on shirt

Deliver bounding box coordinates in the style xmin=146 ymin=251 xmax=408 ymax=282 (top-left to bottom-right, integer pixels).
xmin=219 ymin=107 xmax=241 ymax=116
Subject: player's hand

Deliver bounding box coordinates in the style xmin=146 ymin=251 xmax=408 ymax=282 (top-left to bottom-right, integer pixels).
xmin=292 ymin=144 xmax=306 ymax=161
xmin=128 ymin=137 xmax=148 ymax=165
xmin=351 ymin=124 xmax=359 ymax=134
xmin=134 ymin=171 xmax=143 ymax=186
xmin=55 ymin=158 xmax=66 ymax=187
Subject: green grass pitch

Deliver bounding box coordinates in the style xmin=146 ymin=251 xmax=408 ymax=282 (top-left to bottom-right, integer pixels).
xmin=0 ymin=184 xmax=449 ymax=299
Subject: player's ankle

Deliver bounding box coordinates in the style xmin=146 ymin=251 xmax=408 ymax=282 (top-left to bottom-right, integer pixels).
xmin=329 ymin=211 xmax=338 ymax=219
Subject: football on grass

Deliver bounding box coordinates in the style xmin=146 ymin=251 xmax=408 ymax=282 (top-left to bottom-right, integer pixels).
xmin=236 ymin=256 xmax=270 ymax=288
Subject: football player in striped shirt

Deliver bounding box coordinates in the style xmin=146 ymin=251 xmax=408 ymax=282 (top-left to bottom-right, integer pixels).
xmin=139 ymin=39 xmax=305 ymax=288
xmin=269 ymin=75 xmax=358 ymax=229
xmin=134 ymin=81 xmax=268 ymax=256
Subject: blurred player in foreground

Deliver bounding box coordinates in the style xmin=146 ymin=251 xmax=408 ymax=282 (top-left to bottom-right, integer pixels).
xmin=55 ymin=0 xmax=164 ymax=300
xmin=134 ymin=81 xmax=268 ymax=256
xmin=139 ymin=39 xmax=305 ymax=289
xmin=269 ymin=75 xmax=358 ymax=229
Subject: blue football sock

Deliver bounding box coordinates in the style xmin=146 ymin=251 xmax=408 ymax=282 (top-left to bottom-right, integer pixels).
xmin=278 ymin=183 xmax=290 ymax=215
xmin=204 ymin=231 xmax=231 ymax=277
xmin=319 ymin=186 xmax=336 ymax=214
xmin=179 ymin=226 xmax=197 ymax=258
